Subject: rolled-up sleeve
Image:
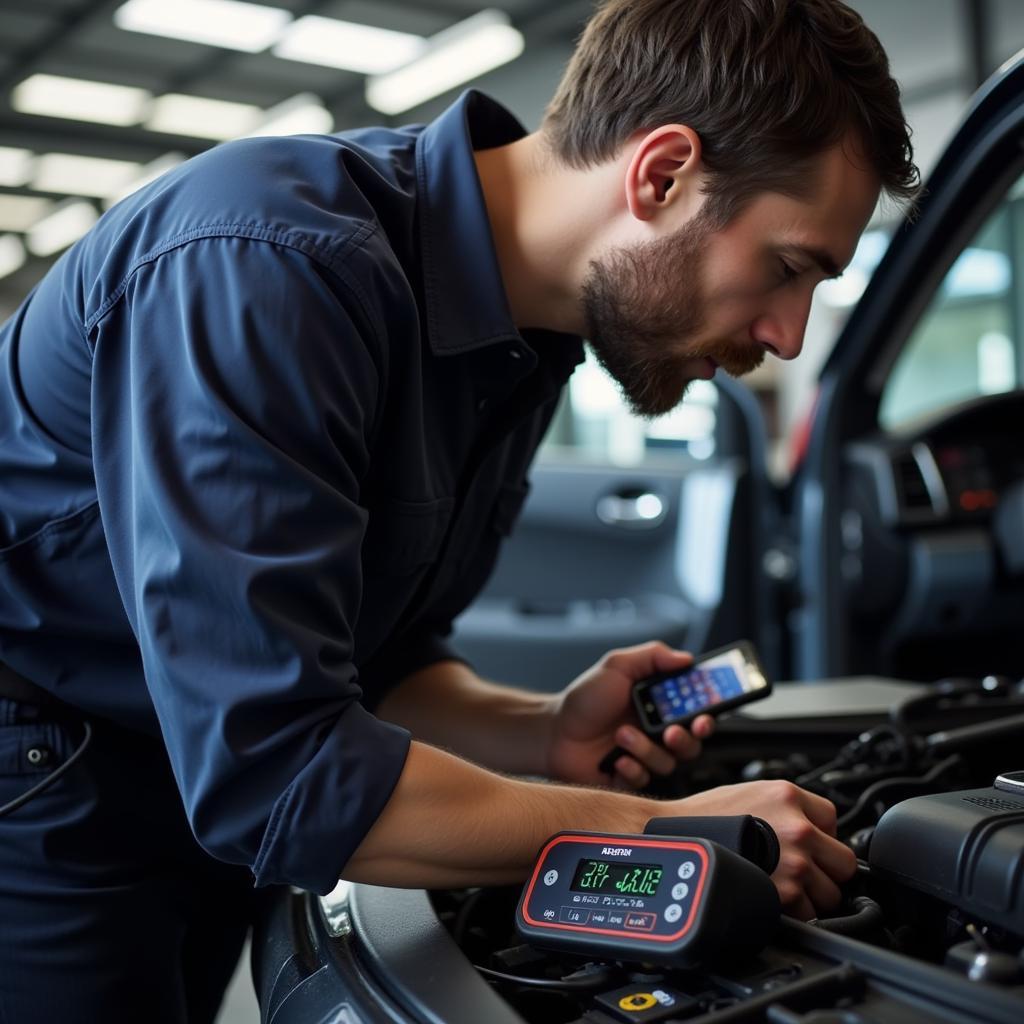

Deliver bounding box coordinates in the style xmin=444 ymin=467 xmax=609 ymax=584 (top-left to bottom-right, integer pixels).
xmin=89 ymin=233 xmax=411 ymax=893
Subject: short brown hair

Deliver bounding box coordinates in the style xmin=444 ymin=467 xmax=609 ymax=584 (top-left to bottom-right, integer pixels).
xmin=542 ymin=0 xmax=919 ymax=220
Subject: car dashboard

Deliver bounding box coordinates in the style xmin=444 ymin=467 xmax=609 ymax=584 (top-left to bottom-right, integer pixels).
xmin=847 ymin=390 xmax=1024 ymax=528
xmin=837 ymin=389 xmax=1024 ymax=681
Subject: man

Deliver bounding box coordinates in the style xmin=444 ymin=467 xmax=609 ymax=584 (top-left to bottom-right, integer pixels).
xmin=0 ymin=0 xmax=918 ymax=1020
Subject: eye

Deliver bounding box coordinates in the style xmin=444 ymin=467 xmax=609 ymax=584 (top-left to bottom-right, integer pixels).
xmin=779 ymin=259 xmax=801 ymax=283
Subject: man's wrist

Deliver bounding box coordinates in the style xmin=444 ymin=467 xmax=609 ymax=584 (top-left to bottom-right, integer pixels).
xmin=509 ymin=773 xmax=665 ymax=845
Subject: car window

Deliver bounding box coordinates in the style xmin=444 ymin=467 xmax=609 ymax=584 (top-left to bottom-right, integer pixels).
xmin=539 ymin=348 xmax=720 ymax=464
xmin=879 ymin=174 xmax=1024 ymax=430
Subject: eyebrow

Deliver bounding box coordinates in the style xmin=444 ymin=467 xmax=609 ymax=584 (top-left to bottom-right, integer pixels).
xmin=793 ymin=245 xmax=844 ymax=279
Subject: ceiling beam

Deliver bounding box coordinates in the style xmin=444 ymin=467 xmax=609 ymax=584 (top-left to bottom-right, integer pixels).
xmin=0 ymin=0 xmax=119 ymax=94
xmin=0 ymin=111 xmax=207 ymax=160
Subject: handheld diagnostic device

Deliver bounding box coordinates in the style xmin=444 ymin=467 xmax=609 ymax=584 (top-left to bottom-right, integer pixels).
xmin=516 ymin=830 xmax=779 ymax=967
xmin=633 ymin=640 xmax=770 ymax=735
xmin=598 ymin=640 xmax=771 ymax=777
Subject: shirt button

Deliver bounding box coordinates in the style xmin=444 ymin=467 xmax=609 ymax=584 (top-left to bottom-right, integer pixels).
xmin=477 ymin=398 xmax=489 ymax=413
xmin=509 ymin=348 xmax=522 ymax=360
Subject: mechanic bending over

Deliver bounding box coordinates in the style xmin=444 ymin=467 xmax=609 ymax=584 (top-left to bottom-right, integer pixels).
xmin=0 ymin=1 xmax=919 ymax=1020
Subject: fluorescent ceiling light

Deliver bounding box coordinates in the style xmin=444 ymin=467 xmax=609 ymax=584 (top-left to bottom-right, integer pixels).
xmin=273 ymin=16 xmax=425 ymax=74
xmin=146 ymin=94 xmax=262 ymax=140
xmin=104 ymin=152 xmax=186 ymax=208
xmin=0 ymin=195 xmax=53 ymax=232
xmin=33 ymin=153 xmax=143 ymax=199
xmin=247 ymin=94 xmax=333 ymax=137
xmin=0 ymin=234 xmax=27 ymax=280
xmin=12 ymin=74 xmax=151 ymax=127
xmin=0 ymin=147 xmax=34 ymax=187
xmin=27 ymin=200 xmax=99 ymax=257
xmin=366 ymin=10 xmax=524 ymax=115
xmin=114 ymin=0 xmax=291 ymax=53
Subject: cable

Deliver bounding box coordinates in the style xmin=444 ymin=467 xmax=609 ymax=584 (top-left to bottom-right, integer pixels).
xmin=835 ymin=753 xmax=961 ymax=833
xmin=795 ymin=725 xmax=913 ymax=789
xmin=475 ymin=962 xmax=616 ymax=992
xmin=811 ymin=896 xmax=886 ymax=937
xmin=0 ymin=721 xmax=93 ymax=817
xmin=925 ymin=712 xmax=1024 ymax=754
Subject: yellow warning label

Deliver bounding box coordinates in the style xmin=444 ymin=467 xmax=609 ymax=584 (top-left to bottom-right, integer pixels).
xmin=618 ymin=992 xmax=658 ymax=1011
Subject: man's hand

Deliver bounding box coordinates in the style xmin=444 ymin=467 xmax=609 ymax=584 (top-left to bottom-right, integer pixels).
xmin=674 ymin=780 xmax=857 ymax=919
xmin=546 ymin=641 xmax=714 ymax=789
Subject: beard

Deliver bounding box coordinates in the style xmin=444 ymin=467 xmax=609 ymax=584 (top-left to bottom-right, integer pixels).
xmin=581 ymin=209 xmax=765 ymax=418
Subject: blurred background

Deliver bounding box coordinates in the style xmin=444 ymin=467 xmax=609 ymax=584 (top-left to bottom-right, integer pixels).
xmin=1 ymin=1 xmax=1024 ymax=479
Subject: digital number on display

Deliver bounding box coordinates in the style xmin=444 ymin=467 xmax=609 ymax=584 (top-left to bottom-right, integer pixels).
xmin=570 ymin=859 xmax=664 ymax=897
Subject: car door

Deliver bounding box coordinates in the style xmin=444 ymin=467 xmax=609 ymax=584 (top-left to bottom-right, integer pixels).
xmin=452 ymin=366 xmax=778 ymax=692
xmin=791 ymin=49 xmax=1024 ymax=683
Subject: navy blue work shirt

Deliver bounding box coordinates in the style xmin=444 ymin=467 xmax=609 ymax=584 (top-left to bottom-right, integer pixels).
xmin=0 ymin=90 xmax=584 ymax=893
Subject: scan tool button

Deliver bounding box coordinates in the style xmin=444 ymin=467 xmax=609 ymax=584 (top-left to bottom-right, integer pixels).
xmin=678 ymin=861 xmax=696 ymax=880
xmin=671 ymin=882 xmax=689 ymax=901
xmin=624 ymin=912 xmax=656 ymax=931
xmin=559 ymin=907 xmax=589 ymax=925
xmin=543 ymin=869 xmax=558 ymax=886
xmin=664 ymin=903 xmax=683 ymax=924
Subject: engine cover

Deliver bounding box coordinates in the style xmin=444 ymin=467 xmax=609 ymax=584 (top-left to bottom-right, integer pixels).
xmin=870 ymin=782 xmax=1024 ymax=936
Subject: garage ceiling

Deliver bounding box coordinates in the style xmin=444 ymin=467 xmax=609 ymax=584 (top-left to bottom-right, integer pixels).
xmin=0 ymin=0 xmax=1020 ymax=306
xmin=0 ymin=0 xmax=591 ymax=301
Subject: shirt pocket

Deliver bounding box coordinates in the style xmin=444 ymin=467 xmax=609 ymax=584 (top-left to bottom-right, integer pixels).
xmin=362 ymin=495 xmax=455 ymax=576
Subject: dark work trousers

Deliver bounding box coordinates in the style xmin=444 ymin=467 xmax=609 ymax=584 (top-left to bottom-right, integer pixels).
xmin=0 ymin=697 xmax=273 ymax=1024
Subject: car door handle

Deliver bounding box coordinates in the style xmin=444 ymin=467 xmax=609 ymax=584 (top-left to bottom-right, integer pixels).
xmin=595 ymin=491 xmax=667 ymax=529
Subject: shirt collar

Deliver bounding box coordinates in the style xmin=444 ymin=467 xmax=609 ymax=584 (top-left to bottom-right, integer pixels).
xmin=415 ymin=90 xmax=582 ymax=370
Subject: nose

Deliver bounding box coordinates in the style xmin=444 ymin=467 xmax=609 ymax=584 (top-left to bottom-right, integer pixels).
xmin=750 ymin=289 xmax=814 ymax=361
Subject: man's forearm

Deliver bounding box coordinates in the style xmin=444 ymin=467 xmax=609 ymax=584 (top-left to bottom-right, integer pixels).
xmin=343 ymin=740 xmax=658 ymax=888
xmin=374 ymin=659 xmax=555 ymax=775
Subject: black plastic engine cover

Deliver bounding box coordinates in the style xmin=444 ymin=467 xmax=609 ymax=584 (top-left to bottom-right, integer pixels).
xmin=870 ymin=782 xmax=1024 ymax=936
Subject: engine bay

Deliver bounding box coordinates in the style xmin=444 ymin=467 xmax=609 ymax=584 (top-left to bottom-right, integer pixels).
xmin=256 ymin=676 xmax=1024 ymax=1024
xmin=428 ymin=677 xmax=1024 ymax=1023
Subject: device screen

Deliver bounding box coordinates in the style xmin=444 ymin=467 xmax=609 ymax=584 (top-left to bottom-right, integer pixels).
xmin=570 ymin=858 xmax=664 ymax=897
xmin=646 ymin=646 xmax=765 ymax=725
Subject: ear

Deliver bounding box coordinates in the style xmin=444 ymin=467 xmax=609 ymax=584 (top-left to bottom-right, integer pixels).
xmin=624 ymin=125 xmax=703 ymax=223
